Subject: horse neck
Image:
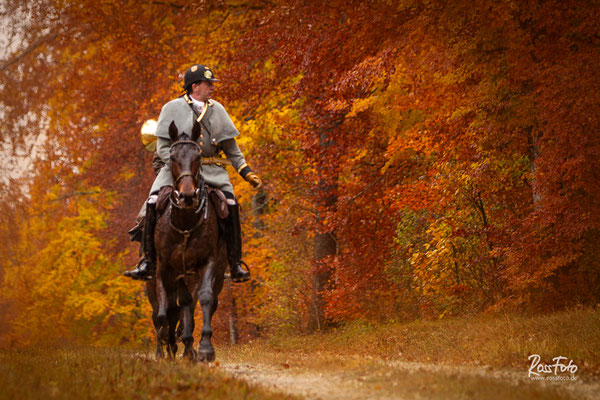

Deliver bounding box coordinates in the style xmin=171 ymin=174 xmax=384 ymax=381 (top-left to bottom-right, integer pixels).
xmin=170 ymin=203 xmax=201 ymax=231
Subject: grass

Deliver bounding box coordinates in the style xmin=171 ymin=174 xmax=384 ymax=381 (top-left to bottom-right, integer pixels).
xmin=340 ymin=361 xmax=580 ymax=400
xmin=221 ymin=306 xmax=600 ymax=375
xmin=1 ymin=308 xmax=597 ymax=400
xmin=215 ymin=307 xmax=599 ymax=400
xmin=0 ymin=346 xmax=297 ymax=400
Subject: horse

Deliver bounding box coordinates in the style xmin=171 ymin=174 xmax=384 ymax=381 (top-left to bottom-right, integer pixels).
xmin=151 ymin=120 xmax=228 ymax=362
xmin=146 ymin=279 xmax=179 ymax=358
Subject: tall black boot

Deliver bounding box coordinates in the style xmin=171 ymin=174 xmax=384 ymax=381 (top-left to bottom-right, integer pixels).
xmin=226 ymin=203 xmax=250 ymax=283
xmin=124 ymin=200 xmax=157 ymax=281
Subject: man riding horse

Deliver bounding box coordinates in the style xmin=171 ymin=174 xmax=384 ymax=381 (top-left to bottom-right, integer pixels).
xmin=125 ymin=64 xmax=262 ymax=282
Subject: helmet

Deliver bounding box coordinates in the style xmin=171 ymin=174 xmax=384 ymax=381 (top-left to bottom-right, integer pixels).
xmin=183 ymin=64 xmax=219 ymax=91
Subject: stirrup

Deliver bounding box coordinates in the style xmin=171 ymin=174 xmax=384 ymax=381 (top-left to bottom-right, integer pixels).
xmin=124 ymin=259 xmax=154 ymax=281
xmin=229 ymin=261 xmax=250 ymax=283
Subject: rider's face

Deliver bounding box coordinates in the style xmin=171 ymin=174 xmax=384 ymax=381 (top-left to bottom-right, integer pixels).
xmin=191 ymin=81 xmax=214 ymax=102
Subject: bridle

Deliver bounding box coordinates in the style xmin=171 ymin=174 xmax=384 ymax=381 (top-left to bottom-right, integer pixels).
xmin=170 ymin=138 xmax=208 ymax=215
xmin=171 ymin=139 xmax=202 ymax=188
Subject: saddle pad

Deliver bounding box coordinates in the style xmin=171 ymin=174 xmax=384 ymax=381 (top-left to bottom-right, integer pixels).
xmin=156 ymin=185 xmax=173 ymax=217
xmin=155 ymin=185 xmax=229 ymax=219
xmin=208 ymin=187 xmax=230 ymax=219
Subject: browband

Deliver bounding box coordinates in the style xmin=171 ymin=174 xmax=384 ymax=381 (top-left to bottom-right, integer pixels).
xmin=171 ymin=139 xmax=201 ymax=151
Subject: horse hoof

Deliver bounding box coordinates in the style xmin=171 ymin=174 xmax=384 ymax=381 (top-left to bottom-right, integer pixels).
xmin=168 ymin=343 xmax=178 ymax=358
xmin=157 ymin=326 xmax=169 ymax=345
xmin=156 ymin=346 xmax=165 ymax=359
xmin=197 ymin=349 xmax=215 ymax=363
xmin=184 ymin=348 xmax=197 ymax=361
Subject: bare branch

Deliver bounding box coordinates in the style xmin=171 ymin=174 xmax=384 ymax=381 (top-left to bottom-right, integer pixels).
xmin=0 ymin=33 xmax=58 ymax=71
xmin=346 ymin=173 xmax=386 ymax=206
xmin=208 ymin=11 xmax=231 ymax=34
xmin=151 ymin=1 xmax=185 ymax=9
xmin=51 ymin=190 xmax=101 ymax=202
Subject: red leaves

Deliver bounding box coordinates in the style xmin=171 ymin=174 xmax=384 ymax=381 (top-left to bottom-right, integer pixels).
xmin=2 ymin=0 xmax=600 ymax=339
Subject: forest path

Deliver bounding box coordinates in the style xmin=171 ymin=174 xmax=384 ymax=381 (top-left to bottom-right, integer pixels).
xmin=217 ymin=354 xmax=599 ymax=400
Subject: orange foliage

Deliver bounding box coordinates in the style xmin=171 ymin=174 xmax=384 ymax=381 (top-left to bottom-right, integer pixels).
xmin=1 ymin=0 xmax=599 ymax=344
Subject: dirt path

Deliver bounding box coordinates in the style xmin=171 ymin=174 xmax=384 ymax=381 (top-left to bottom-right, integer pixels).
xmin=221 ymin=362 xmax=360 ymax=400
xmin=218 ymin=357 xmax=600 ymax=400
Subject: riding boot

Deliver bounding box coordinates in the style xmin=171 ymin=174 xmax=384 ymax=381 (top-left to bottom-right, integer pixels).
xmin=127 ymin=202 xmax=146 ymax=243
xmin=225 ymin=203 xmax=250 ymax=283
xmin=124 ymin=200 xmax=157 ymax=281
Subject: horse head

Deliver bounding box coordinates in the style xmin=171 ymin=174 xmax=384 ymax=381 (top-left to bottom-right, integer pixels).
xmin=168 ymin=120 xmax=202 ymax=209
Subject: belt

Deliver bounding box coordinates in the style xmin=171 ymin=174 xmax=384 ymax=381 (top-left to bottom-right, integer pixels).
xmin=202 ymin=157 xmax=232 ymax=166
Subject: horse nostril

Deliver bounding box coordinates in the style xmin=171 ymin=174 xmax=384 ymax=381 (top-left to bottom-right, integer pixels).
xmin=180 ymin=191 xmax=195 ymax=206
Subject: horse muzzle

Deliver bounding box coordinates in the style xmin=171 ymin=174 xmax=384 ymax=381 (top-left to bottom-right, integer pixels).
xmin=175 ymin=188 xmax=200 ymax=209
xmin=180 ymin=190 xmax=197 ymax=209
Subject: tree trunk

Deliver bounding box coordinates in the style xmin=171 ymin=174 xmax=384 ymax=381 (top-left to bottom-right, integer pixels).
xmin=308 ymin=126 xmax=338 ymax=331
xmin=529 ymin=128 xmax=542 ymax=205
xmin=310 ymin=224 xmax=337 ymax=330
xmin=229 ymin=288 xmax=238 ymax=345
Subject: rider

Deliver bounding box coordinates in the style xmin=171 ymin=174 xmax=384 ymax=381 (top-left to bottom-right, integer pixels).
xmin=124 ymin=64 xmax=262 ymax=282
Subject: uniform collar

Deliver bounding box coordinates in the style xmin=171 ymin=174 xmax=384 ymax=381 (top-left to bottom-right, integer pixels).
xmin=184 ymin=94 xmax=214 ymax=107
xmin=191 ymin=97 xmax=204 ymax=111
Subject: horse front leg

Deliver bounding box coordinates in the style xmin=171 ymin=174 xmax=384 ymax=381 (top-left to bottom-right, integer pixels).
xmin=197 ymin=261 xmax=217 ymax=362
xmin=166 ymin=287 xmax=179 ymax=359
xmin=146 ymin=279 xmax=165 ymax=359
xmin=178 ymin=278 xmax=196 ymax=361
xmin=155 ymin=261 xmax=170 ymax=348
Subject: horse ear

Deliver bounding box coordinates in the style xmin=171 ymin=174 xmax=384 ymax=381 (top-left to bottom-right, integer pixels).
xmin=168 ymin=121 xmax=178 ymax=141
xmin=191 ymin=120 xmax=201 ymax=142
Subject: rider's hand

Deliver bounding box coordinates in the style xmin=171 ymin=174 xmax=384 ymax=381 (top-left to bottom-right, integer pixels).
xmin=246 ymin=172 xmax=263 ymax=189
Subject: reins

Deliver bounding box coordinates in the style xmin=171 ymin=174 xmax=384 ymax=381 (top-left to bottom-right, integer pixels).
xmin=168 ymin=187 xmax=208 ymax=280
xmin=168 ymin=138 xmax=208 ymax=279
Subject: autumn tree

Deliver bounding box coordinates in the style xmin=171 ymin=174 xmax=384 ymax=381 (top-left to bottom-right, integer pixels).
xmin=1 ymin=0 xmax=599 ymax=346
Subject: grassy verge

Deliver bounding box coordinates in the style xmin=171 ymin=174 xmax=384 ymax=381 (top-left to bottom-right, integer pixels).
xmin=222 ymin=306 xmax=600 ymax=375
xmin=0 ymin=346 xmax=297 ymax=400
xmin=1 ymin=308 xmax=596 ymax=400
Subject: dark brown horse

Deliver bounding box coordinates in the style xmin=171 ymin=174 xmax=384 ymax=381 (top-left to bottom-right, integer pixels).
xmin=150 ymin=120 xmax=228 ymax=362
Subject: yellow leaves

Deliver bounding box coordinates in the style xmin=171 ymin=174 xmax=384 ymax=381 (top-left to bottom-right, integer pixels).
xmin=117 ymin=166 xmax=136 ymax=182
xmin=346 ymin=96 xmax=376 ymax=118
xmin=438 ymin=309 xmax=449 ymax=320
xmin=45 ymin=185 xmax=61 ymax=202
xmin=450 ymin=106 xmax=472 ymax=121
xmin=66 ymin=289 xmax=111 ymax=321
xmin=409 ymin=220 xmax=455 ymax=297
xmin=352 ymin=148 xmax=369 ymax=162
xmin=2 ymin=188 xmax=150 ymax=346
xmin=325 ymin=98 xmax=349 ymax=113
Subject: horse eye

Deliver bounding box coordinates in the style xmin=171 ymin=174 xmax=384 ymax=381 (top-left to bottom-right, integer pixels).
xmin=169 ymin=155 xmax=176 ymax=161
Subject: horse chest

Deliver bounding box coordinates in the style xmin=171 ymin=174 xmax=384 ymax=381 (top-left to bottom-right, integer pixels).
xmin=169 ymin=242 xmax=210 ymax=267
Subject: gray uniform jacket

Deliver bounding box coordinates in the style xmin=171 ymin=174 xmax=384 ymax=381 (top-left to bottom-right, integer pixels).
xmin=149 ymin=96 xmax=247 ymax=195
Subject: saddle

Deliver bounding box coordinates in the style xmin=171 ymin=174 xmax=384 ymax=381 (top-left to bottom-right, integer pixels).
xmin=156 ymin=185 xmax=229 ymax=219
xmin=128 ymin=185 xmax=229 ymax=243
